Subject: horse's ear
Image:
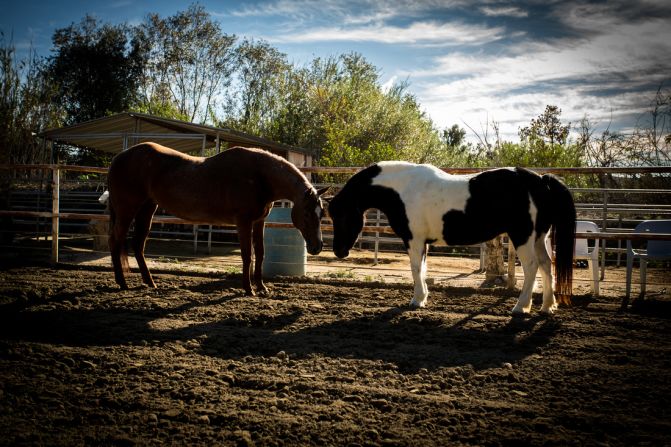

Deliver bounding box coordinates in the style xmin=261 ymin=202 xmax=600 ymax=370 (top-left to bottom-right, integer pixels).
xmin=316 ymin=186 xmax=331 ymax=196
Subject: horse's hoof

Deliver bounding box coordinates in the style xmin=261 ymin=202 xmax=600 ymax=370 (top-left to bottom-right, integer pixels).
xmin=511 ymin=306 xmax=530 ymax=316
xmin=540 ymin=305 xmax=557 ymax=315
xmin=244 ymin=290 xmax=255 ymax=297
xmin=409 ymin=298 xmax=426 ymax=309
xmin=258 ymin=288 xmax=270 ymax=297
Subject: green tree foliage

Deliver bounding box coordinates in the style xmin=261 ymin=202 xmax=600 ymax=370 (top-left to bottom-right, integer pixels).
xmin=519 ymin=105 xmax=570 ymax=146
xmin=4 ymin=4 xmax=669 ymax=173
xmin=443 ymin=124 xmax=466 ymax=147
xmin=437 ymin=124 xmax=485 ymax=167
xmin=47 ymin=15 xmax=145 ymax=125
xmin=484 ymin=105 xmax=584 ymax=168
xmin=219 ymin=51 xmax=444 ymax=167
xmin=1 ymin=32 xmax=58 ymax=165
xmin=223 ymin=39 xmax=290 ymax=134
xmin=137 ymin=4 xmax=236 ymax=124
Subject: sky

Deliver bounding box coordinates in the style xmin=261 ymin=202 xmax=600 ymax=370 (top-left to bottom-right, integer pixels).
xmin=3 ymin=0 xmax=671 ymax=143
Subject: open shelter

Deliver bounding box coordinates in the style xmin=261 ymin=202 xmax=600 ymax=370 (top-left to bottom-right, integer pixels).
xmin=39 ymin=111 xmax=314 ymax=167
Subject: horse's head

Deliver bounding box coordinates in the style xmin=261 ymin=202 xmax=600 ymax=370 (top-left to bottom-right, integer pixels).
xmin=327 ymin=189 xmax=363 ymax=259
xmin=292 ymin=187 xmax=328 ymax=255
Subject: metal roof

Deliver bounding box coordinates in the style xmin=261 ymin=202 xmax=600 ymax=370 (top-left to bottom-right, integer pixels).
xmin=39 ymin=112 xmax=313 ymax=157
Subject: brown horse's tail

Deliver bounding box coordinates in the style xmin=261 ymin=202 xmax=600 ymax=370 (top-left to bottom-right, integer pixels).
xmin=544 ymin=174 xmax=576 ymax=305
xmin=108 ymin=194 xmax=130 ymax=275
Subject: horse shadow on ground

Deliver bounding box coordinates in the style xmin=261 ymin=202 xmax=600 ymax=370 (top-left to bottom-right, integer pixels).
xmin=0 ymin=286 xmax=559 ymax=373
xmin=189 ymin=306 xmax=558 ymax=373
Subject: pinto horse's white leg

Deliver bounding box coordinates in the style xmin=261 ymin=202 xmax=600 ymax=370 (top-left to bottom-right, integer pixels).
xmin=535 ymin=234 xmax=556 ymax=314
xmin=512 ymin=240 xmax=538 ymax=314
xmin=409 ymin=241 xmax=429 ymax=308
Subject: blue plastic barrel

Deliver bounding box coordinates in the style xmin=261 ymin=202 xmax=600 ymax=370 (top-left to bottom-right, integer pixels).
xmin=262 ymin=207 xmax=306 ymax=277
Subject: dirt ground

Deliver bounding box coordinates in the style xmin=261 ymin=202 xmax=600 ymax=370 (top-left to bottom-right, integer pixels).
xmin=1 ymin=255 xmax=671 ymax=446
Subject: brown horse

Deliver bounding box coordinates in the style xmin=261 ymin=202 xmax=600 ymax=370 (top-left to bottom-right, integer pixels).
xmin=106 ymin=142 xmax=327 ymax=295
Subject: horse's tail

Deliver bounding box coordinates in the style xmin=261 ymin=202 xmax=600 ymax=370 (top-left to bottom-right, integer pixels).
xmin=543 ymin=174 xmax=576 ymax=304
xmin=107 ymin=192 xmax=130 ymax=275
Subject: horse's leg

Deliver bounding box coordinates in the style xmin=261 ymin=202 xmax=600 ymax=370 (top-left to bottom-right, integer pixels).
xmin=535 ymin=234 xmax=556 ymax=314
xmin=109 ymin=211 xmax=133 ymax=290
xmin=512 ymin=239 xmax=538 ymax=314
xmin=236 ymin=221 xmax=255 ymax=296
xmin=252 ymin=219 xmax=269 ymax=296
xmin=132 ymin=200 xmax=158 ymax=288
xmin=409 ymin=241 xmax=429 ymax=308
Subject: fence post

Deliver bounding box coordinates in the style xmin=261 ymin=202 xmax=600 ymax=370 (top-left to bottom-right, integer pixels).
xmin=374 ymin=209 xmax=380 ymax=265
xmin=51 ymin=166 xmax=60 ymax=264
xmin=601 ymin=190 xmax=608 ymax=280
xmin=207 ymin=225 xmax=213 ymax=254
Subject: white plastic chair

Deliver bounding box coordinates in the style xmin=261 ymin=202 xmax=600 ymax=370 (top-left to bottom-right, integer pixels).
xmin=626 ymin=220 xmax=671 ymax=299
xmin=545 ymin=220 xmax=600 ymax=296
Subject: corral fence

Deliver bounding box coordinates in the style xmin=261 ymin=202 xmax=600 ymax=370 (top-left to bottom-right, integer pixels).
xmin=1 ymin=164 xmax=670 ymax=285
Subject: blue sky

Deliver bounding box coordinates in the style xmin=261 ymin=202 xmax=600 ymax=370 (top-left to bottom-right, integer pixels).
xmin=3 ymin=0 xmax=671 ymax=142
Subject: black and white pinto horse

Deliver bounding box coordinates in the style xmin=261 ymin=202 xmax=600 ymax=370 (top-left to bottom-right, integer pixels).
xmin=328 ymin=162 xmax=576 ymax=314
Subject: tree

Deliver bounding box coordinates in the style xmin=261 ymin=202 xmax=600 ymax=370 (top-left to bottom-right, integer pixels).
xmin=138 ymin=4 xmax=236 ymax=124
xmin=519 ymin=105 xmax=570 ymax=146
xmin=1 ymin=32 xmax=58 ymax=165
xmin=578 ymin=87 xmax=670 ymax=169
xmin=47 ymin=15 xmax=145 ymax=125
xmin=633 ymin=86 xmax=670 ymax=166
xmin=494 ymin=105 xmax=584 ymax=168
xmin=217 ymin=51 xmax=443 ymax=168
xmin=223 ymin=39 xmax=290 ymax=134
xmin=443 ymin=124 xmax=466 ymax=148
xmin=302 ymin=53 xmax=441 ymax=167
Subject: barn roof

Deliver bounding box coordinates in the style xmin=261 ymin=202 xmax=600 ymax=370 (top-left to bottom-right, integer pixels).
xmin=39 ymin=112 xmax=313 ymax=157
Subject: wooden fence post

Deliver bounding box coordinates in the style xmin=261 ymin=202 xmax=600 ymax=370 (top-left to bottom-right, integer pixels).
xmin=51 ymin=166 xmax=60 ymax=264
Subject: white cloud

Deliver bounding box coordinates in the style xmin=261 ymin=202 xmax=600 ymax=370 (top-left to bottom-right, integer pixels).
xmin=271 ymin=21 xmax=505 ymax=46
xmin=227 ymin=0 xmax=468 ymax=21
xmin=381 ymin=75 xmax=398 ymax=93
xmin=479 ymin=6 xmax=528 ymax=18
xmin=405 ymin=15 xmax=671 ymax=140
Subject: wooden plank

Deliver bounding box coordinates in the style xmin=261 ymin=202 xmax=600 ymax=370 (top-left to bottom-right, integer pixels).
xmin=3 ymin=163 xmax=671 ymax=176
xmin=51 ymin=168 xmax=59 ymax=264
xmin=0 ymin=164 xmax=108 ymax=174
xmin=302 ymin=166 xmax=671 ymax=175
xmin=3 ymin=210 xmax=671 ymax=240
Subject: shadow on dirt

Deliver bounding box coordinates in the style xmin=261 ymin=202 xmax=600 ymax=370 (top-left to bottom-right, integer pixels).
xmin=0 ymin=290 xmax=558 ymax=373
